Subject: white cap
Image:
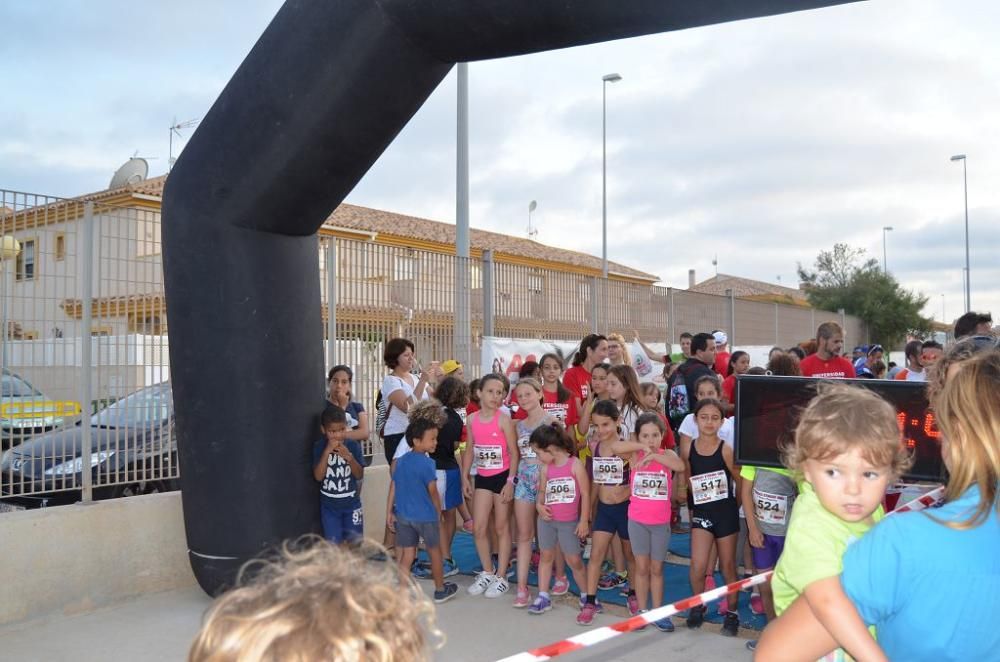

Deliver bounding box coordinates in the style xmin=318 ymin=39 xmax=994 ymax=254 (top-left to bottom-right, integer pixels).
xmin=712 ymin=330 xmax=728 ymax=346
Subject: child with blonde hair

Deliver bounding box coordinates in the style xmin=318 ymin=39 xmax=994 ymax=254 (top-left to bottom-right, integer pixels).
xmin=758 ymin=350 xmax=1000 ymax=661
xmin=769 ymin=383 xmax=911 ymax=661
xmin=189 ymin=537 xmax=441 ymax=662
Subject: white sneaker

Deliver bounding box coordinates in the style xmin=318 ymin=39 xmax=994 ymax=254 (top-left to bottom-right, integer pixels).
xmin=484 ymin=576 xmax=510 ymax=599
xmin=468 ymin=571 xmax=497 ymax=596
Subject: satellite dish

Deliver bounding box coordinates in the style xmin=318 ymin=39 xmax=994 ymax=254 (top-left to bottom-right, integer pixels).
xmin=109 ymin=158 xmax=149 ymax=189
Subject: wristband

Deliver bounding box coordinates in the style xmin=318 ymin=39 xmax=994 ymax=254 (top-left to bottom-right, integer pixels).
xmin=507 ymin=476 xmax=518 ymax=485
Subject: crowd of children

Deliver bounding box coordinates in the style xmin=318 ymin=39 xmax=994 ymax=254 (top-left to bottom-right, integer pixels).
xmin=305 ymin=323 xmax=994 ymax=657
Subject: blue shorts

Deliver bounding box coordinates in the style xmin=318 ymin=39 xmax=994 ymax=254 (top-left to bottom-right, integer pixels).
xmin=593 ymin=500 xmax=630 ymax=540
xmin=321 ymin=504 xmax=364 ymax=544
xmin=435 ymin=468 xmax=463 ymax=511
xmin=514 ymin=462 xmax=540 ymax=502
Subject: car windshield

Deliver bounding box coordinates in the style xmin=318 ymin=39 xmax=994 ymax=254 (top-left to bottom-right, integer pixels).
xmin=90 ymin=384 xmax=172 ymax=428
xmin=2 ymin=374 xmax=43 ymax=398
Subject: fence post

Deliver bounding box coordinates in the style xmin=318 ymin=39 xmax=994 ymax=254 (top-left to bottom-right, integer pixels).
xmin=325 ymin=237 xmax=337 ymax=368
xmin=667 ymin=287 xmax=675 ymax=350
xmin=774 ymin=302 xmax=780 ymax=346
xmin=482 ymin=249 xmax=494 ymax=338
xmin=727 ymin=288 xmax=736 ymax=346
xmin=590 ymin=276 xmax=599 ymax=334
xmin=80 ymin=202 xmax=95 ymax=503
xmin=454 ymin=254 xmax=472 ymax=371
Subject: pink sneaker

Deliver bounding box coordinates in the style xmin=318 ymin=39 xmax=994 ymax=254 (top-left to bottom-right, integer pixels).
xmin=750 ymin=594 xmax=764 ymax=615
xmin=704 ymin=574 xmax=717 ymax=590
xmin=577 ymin=602 xmax=598 ymax=626
xmin=626 ymin=592 xmax=640 ymax=616
xmin=551 ymin=576 xmax=570 ymax=596
xmin=717 ymin=600 xmax=729 ymax=616
xmin=462 ymin=519 xmax=474 ymax=533
xmin=513 ymin=587 xmax=531 ymax=608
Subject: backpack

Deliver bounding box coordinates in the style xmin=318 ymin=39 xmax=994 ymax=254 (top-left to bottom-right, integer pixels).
xmin=666 ymin=363 xmax=694 ymax=430
xmin=374 ymin=389 xmax=390 ymax=438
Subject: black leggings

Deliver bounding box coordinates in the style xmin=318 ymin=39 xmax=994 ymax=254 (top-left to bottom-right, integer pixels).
xmin=383 ymin=433 xmax=405 ymax=464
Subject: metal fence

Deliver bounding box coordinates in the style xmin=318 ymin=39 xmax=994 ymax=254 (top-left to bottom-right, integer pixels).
xmin=0 ymin=186 xmax=866 ymax=506
xmin=0 ymin=190 xmax=171 ymax=509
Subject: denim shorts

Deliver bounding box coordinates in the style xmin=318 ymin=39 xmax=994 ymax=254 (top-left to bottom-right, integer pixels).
xmin=396 ymin=517 xmax=440 ymax=548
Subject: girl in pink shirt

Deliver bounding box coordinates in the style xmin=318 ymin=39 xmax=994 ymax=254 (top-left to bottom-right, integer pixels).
xmin=527 ymin=424 xmax=591 ymax=616
xmin=621 ymin=413 xmax=684 ymax=631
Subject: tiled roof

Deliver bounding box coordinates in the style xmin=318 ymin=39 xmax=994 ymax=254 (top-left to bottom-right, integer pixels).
xmin=326 ymin=204 xmax=658 ymax=281
xmin=690 ymin=273 xmax=809 ymax=303
xmin=71 ymin=174 xmax=659 ymax=282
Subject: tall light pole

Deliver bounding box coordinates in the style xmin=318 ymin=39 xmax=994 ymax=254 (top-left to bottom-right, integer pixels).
xmin=882 ymin=226 xmax=893 ymax=273
xmin=601 ymin=73 xmax=622 ymax=282
xmin=941 ymin=293 xmax=946 ymax=323
xmin=527 ymin=200 xmax=538 ymax=239
xmin=950 ymin=154 xmax=970 ymax=311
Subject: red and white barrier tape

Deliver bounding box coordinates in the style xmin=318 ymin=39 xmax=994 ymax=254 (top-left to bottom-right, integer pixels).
xmin=497 ymin=486 xmax=945 ymax=662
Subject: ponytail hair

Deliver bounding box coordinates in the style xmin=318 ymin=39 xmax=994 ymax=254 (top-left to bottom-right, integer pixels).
xmin=592 ymin=399 xmax=620 ymax=421
xmin=572 ymin=334 xmax=607 ymax=367
xmin=529 ymin=422 xmax=575 ymax=455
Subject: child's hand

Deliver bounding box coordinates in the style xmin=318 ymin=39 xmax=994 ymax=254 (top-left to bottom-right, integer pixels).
xmin=387 ymin=512 xmax=396 ymax=533
xmin=748 ymin=525 xmax=764 ymax=549
xmin=500 ymin=482 xmax=514 ymax=504
xmin=635 ymin=453 xmax=655 ymax=469
xmin=575 ymin=520 xmax=590 ymax=538
xmin=333 ymin=443 xmax=352 ymax=460
xmin=462 ymin=478 xmax=473 ymax=500
xmin=536 ymin=503 xmax=552 ymax=521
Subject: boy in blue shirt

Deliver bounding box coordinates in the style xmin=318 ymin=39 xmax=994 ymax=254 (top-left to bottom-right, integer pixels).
xmin=388 ymin=417 xmax=459 ymax=604
xmin=312 ymin=405 xmax=365 ymax=544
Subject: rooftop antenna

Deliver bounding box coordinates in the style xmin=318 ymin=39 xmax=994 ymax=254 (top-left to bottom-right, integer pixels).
xmin=527 ymin=200 xmax=538 ymax=239
xmin=169 ymin=117 xmax=200 ymax=171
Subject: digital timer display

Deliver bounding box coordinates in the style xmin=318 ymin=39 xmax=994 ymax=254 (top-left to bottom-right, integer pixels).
xmin=734 ymin=375 xmax=945 ymax=482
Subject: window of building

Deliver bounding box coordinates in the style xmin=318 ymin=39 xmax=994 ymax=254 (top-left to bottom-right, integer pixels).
xmin=55 ymin=234 xmax=66 ymax=261
xmin=528 ymin=274 xmax=545 ymax=295
xmin=128 ymin=314 xmax=165 ymax=335
xmin=15 ymin=238 xmax=36 ymax=281
xmin=394 ymin=256 xmax=417 ymax=281
xmin=23 ymin=330 xmax=39 ymax=340
xmin=90 ymin=326 xmax=114 ymax=337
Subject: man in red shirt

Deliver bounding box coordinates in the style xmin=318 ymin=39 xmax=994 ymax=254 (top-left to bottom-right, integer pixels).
xmin=712 ymin=329 xmax=730 ymax=376
xmin=799 ymin=321 xmax=856 ymax=378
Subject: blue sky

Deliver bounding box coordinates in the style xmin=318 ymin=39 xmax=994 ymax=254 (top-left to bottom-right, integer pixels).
xmin=2 ymin=1 xmax=998 ymax=324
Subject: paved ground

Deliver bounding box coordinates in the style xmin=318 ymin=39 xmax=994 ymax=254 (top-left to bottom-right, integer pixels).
xmin=0 ymin=574 xmax=754 ymax=661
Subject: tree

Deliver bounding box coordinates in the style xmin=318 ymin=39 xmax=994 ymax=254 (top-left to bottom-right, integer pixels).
xmin=797 ymin=243 xmax=931 ymax=348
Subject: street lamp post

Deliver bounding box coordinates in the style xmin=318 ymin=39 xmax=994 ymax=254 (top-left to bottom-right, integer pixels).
xmin=950 ymin=154 xmax=970 ymax=311
xmin=601 ymin=72 xmax=621 ymax=329
xmin=527 ymin=199 xmax=537 ymax=239
xmin=882 ymin=226 xmax=893 ymax=273
xmin=0 ymin=236 xmax=22 ymax=372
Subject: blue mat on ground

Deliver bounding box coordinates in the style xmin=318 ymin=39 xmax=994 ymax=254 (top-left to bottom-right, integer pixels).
xmin=441 ymin=531 xmax=766 ymax=631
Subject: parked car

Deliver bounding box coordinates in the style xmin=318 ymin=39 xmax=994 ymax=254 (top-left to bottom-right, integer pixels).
xmin=0 ymin=382 xmax=175 ymax=510
xmin=1 ymin=368 xmax=79 ymax=449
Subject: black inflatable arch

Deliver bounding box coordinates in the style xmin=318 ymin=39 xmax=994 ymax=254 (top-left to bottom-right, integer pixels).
xmin=162 ymin=0 xmax=857 ymax=595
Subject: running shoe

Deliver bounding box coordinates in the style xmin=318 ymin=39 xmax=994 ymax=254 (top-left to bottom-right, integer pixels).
xmin=721 ymin=611 xmax=739 ymax=637
xmin=750 ymin=594 xmax=764 ymax=615
xmin=654 ymin=616 xmax=675 ymax=632
xmin=411 ymin=562 xmax=432 ymax=580
xmin=505 ymin=559 xmax=517 ymax=580
xmin=485 ymin=576 xmax=510 ymax=599
xmin=513 ymin=587 xmax=531 ymax=608
xmin=576 ymin=602 xmax=598 ymax=626
xmin=598 ymin=571 xmax=626 ymax=590
xmin=704 ymin=574 xmax=717 ymax=590
xmin=717 ymin=600 xmax=729 ymax=616
xmin=433 ymin=582 xmax=458 ymax=604
xmin=577 ymin=596 xmax=603 ymax=612
xmin=527 ymin=594 xmax=552 ymax=615
xmin=746 ymin=640 xmax=758 ymax=652
xmin=551 ymin=575 xmax=571 ymax=596
xmin=626 ymin=592 xmax=639 ymax=616
xmin=618 ymin=580 xmax=631 ymax=598
xmin=530 ymin=549 xmax=541 ymax=572
xmin=462 ymin=519 xmax=474 ymax=533
xmin=686 ymin=605 xmax=705 ymax=629
xmin=467 ymin=571 xmax=497 ymax=596
xmin=442 ymin=558 xmax=459 ymax=578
